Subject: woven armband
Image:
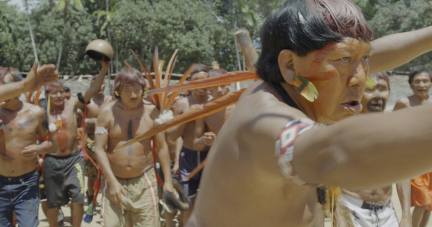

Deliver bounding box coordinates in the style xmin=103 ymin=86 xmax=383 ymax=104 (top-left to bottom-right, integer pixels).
xmin=95 ymin=126 xmax=108 ymax=135
xmin=275 ymin=118 xmax=321 ymax=187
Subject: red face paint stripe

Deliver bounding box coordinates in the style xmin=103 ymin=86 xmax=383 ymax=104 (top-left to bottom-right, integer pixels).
xmin=300 ymin=42 xmax=338 ymax=81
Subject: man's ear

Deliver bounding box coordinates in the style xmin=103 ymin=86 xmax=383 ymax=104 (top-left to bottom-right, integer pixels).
xmin=278 ymin=50 xmax=297 ymax=85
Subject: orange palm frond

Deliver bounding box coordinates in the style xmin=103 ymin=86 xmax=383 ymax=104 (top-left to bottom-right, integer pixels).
xmin=148 ymin=71 xmax=259 ymax=95
xmin=130 ymin=49 xmax=156 ymax=90
xmin=167 ymin=56 xmax=178 ymax=86
xmin=153 ymin=47 xmax=163 ymax=108
xmin=162 ymin=50 xmax=178 ymax=107
xmin=164 ymin=49 xmax=178 ymax=88
xmin=114 ymin=89 xmax=245 ymax=151
xmin=165 ymin=64 xmax=195 ymax=111
xmin=124 ymin=61 xmax=132 ymax=68
xmin=34 ymin=87 xmax=42 ymax=105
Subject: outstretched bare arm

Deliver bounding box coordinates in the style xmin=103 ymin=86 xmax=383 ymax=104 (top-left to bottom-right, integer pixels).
xmin=370 ymin=26 xmax=432 ymax=74
xmin=243 ymin=101 xmax=432 ymax=191
xmin=293 ymin=104 xmax=432 ymax=190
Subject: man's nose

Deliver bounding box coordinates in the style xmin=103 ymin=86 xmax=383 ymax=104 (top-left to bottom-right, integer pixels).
xmin=347 ymin=62 xmax=366 ymax=89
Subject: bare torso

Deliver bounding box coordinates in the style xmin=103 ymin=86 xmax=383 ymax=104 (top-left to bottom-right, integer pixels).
xmin=343 ymin=187 xmax=392 ymax=204
xmin=189 ymin=81 xmax=324 ymax=227
xmin=0 ymin=102 xmax=45 ymax=177
xmin=204 ymin=105 xmax=235 ymax=134
xmin=402 ymin=95 xmax=432 ymax=108
xmin=103 ymin=101 xmax=159 ymax=178
xmin=176 ymin=95 xmax=212 ymax=150
xmin=47 ymin=100 xmax=80 ymax=156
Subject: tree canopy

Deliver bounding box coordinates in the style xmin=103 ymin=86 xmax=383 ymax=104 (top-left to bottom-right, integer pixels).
xmin=1 ymin=0 xmax=431 ymax=74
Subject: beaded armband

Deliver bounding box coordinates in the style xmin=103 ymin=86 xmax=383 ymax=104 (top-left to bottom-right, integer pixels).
xmin=275 ymin=118 xmax=321 ymax=187
xmin=95 ymin=126 xmax=108 ymax=135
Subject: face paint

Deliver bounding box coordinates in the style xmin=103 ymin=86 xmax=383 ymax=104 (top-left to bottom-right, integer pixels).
xmin=50 ymin=114 xmax=68 ymax=153
xmin=299 ymin=42 xmax=338 ymax=81
xmin=366 ymin=80 xmax=387 ymax=112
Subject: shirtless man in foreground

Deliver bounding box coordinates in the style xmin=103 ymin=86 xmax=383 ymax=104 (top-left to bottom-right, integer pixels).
xmin=43 ymin=61 xmax=109 ymax=227
xmin=394 ymin=66 xmax=432 ymax=227
xmin=81 ymin=75 xmax=112 ymax=205
xmin=187 ymin=1 xmax=432 ymax=226
xmin=167 ymin=64 xmax=214 ymax=225
xmin=338 ymin=72 xmax=412 ymax=227
xmin=0 ymin=65 xmax=55 ymax=227
xmin=95 ymin=67 xmax=174 ymax=227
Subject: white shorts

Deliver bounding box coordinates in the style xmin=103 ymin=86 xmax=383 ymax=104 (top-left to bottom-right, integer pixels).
xmin=338 ymin=193 xmax=399 ymax=227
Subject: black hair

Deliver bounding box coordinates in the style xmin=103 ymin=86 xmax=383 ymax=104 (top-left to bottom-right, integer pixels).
xmin=64 ymin=87 xmax=71 ymax=93
xmin=408 ymin=65 xmax=432 ymax=84
xmin=256 ymin=0 xmax=373 ymax=83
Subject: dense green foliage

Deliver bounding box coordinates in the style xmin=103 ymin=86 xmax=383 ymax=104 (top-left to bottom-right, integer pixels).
xmin=1 ymin=0 xmax=432 ymax=74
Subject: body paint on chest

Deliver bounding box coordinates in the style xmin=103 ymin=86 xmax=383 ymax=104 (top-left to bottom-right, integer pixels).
xmin=299 ymin=42 xmax=338 ymax=81
xmin=0 ymin=149 xmax=16 ymax=163
xmin=52 ymin=115 xmax=69 ymax=153
xmin=18 ymin=117 xmax=37 ymax=131
xmin=127 ymin=120 xmax=133 ymax=155
xmin=1 ymin=125 xmax=12 ymax=134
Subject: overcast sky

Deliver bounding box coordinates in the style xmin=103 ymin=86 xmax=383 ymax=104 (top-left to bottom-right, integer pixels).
xmin=7 ymin=0 xmax=40 ymax=11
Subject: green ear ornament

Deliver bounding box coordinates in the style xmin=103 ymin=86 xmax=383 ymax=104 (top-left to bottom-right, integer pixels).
xmin=115 ymin=91 xmax=120 ymax=96
xmin=293 ymin=76 xmax=319 ymax=102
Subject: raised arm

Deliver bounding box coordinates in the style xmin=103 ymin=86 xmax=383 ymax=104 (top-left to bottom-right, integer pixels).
xmin=74 ymin=61 xmax=109 ymax=109
xmin=370 ymin=26 xmax=432 ymax=74
xmin=94 ymin=106 xmax=126 ymax=204
xmin=0 ymin=62 xmax=58 ymax=102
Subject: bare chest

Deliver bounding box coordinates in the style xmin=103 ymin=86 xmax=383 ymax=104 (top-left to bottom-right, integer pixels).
xmin=0 ymin=112 xmax=39 ymax=140
xmin=109 ymin=114 xmax=153 ymax=141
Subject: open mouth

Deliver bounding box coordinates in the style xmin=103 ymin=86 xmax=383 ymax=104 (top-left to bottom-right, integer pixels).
xmin=341 ymin=100 xmax=362 ymax=113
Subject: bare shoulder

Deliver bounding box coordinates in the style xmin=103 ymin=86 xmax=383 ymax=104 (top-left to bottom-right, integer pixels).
xmin=236 ymin=82 xmax=308 ymax=144
xmin=173 ymin=96 xmax=189 ymax=114
xmin=145 ymin=103 xmax=162 ymax=121
xmin=98 ymin=100 xmax=116 ymax=124
xmin=26 ymin=102 xmax=46 ymax=121
xmin=394 ymin=97 xmax=409 ymax=110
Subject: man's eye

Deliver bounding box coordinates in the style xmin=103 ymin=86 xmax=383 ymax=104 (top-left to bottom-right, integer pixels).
xmin=340 ymin=57 xmax=350 ymax=63
xmin=362 ymin=55 xmax=370 ymax=62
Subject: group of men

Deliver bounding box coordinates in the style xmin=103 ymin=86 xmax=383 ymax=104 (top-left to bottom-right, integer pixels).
xmin=2 ymin=0 xmax=432 ymax=227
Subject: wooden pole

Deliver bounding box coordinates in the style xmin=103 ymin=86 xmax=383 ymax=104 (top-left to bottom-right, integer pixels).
xmin=235 ymin=30 xmax=258 ymax=69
